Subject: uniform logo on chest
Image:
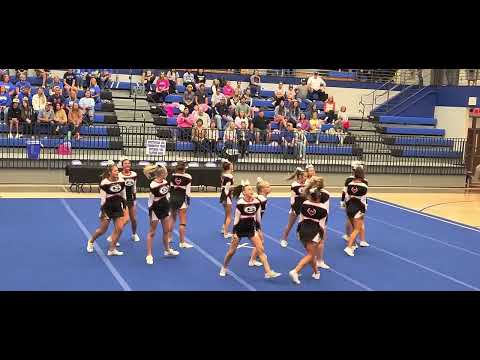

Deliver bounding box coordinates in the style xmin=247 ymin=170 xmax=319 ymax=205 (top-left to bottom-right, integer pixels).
xmin=298 ymin=187 xmax=305 ymax=194
xmin=244 ymin=205 xmax=257 ymax=214
xmin=110 ymin=184 xmax=122 ymax=192
xmin=159 ymin=186 xmax=169 ymax=195
xmin=174 ymin=178 xmax=182 ymax=186
xmin=307 ymin=208 xmax=317 ymax=217
xmin=125 ymin=179 xmax=135 ymax=186
xmin=351 ymin=186 xmax=358 ymax=194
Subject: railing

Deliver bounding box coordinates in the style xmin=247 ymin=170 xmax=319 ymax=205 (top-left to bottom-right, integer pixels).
xmin=0 ymin=124 xmax=467 ymax=175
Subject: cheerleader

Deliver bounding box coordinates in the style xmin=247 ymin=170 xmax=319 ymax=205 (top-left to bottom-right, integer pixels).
xmin=219 ymin=180 xmax=281 ymax=279
xmin=305 ymin=164 xmax=316 ymax=180
xmin=219 ymin=160 xmax=234 ymax=239
xmin=289 ymin=176 xmax=329 ymax=284
xmin=144 ymin=164 xmax=178 ymax=265
xmin=107 ymin=158 xmax=140 ymax=245
xmin=169 ymin=161 xmax=194 ymax=249
xmin=280 ymin=167 xmax=306 ymax=248
xmin=86 ymin=164 xmax=127 ymax=256
xmin=344 ymin=167 xmax=369 ymax=257
xmin=248 ymin=177 xmax=271 ymax=267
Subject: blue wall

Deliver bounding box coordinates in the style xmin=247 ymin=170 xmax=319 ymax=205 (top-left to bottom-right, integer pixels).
xmin=435 ymin=86 xmax=480 ymax=107
xmin=396 ymin=92 xmax=437 ymax=117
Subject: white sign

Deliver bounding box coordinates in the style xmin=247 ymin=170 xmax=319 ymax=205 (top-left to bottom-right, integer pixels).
xmin=146 ymin=140 xmax=166 ymax=156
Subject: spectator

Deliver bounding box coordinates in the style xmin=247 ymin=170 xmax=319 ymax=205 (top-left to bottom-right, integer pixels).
xmin=66 ymin=89 xmax=79 ymax=111
xmin=307 ymin=71 xmax=327 ymax=101
xmin=63 ymin=69 xmax=77 ymax=93
xmin=236 ymin=96 xmax=251 ymax=120
xmin=229 ymin=93 xmax=241 ymax=114
xmin=49 ymin=86 xmax=65 ymax=110
xmin=235 ymin=111 xmax=249 ymax=129
xmin=195 ymin=83 xmax=209 ymax=108
xmin=296 ymin=78 xmax=310 ymax=103
xmin=143 ymin=70 xmax=157 ymax=93
xmin=183 ymin=84 xmax=196 ymax=113
xmin=287 ymin=99 xmax=301 ymax=125
xmin=16 ymin=69 xmax=27 ymax=78
xmin=7 ymin=98 xmax=22 ymax=139
xmin=234 ymin=81 xmax=244 ymax=97
xmin=294 ymin=124 xmax=307 ymax=161
xmin=305 ymin=101 xmax=319 ymax=120
xmin=0 ymin=74 xmax=16 ymax=98
xmin=286 ymin=84 xmax=296 ymax=102
xmin=53 ymin=102 xmax=68 ymax=135
xmin=273 ymin=82 xmax=286 ymax=106
xmin=251 ymin=110 xmax=271 ymax=144
xmin=205 ymin=121 xmax=219 ymax=155
xmin=211 ymin=87 xmax=225 ymax=108
xmin=336 ymin=106 xmax=350 ymax=132
xmin=222 ymin=81 xmax=235 ymax=99
xmin=194 ymin=69 xmax=207 ymax=87
xmin=297 ymin=112 xmax=311 ymax=132
xmin=249 ymin=70 xmax=261 ymax=97
xmin=18 ymin=86 xmax=32 ymax=105
xmin=68 ymin=102 xmax=83 ymax=140
xmin=167 ymin=69 xmax=180 ymax=93
xmin=20 ymin=97 xmax=34 ymax=137
xmin=89 ymin=78 xmax=102 ymax=104
xmin=237 ymin=121 xmax=249 ymax=158
xmin=16 ymin=73 xmax=31 ymax=97
xmin=323 ymin=96 xmax=336 ymax=123
xmin=99 ymin=69 xmax=112 ymax=89
xmin=37 ymin=102 xmax=55 ymax=132
xmin=194 ymin=105 xmax=211 ymax=128
xmin=309 ymin=111 xmax=324 ymax=133
xmin=281 ymin=121 xmax=296 ymax=158
xmin=0 ymin=85 xmax=11 ymax=124
xmin=192 ymin=119 xmax=207 ymax=155
xmin=32 ymin=87 xmax=47 ymax=117
xmin=79 ymin=90 xmax=95 ymax=127
xmin=211 ymin=79 xmax=221 ymax=94
xmin=274 ymin=99 xmax=288 ymax=129
xmin=153 ymin=72 xmax=170 ymax=104
xmin=182 ymin=69 xmax=195 ymax=88
xmin=47 ymin=75 xmax=64 ymax=96
xmin=176 ymin=107 xmax=195 ymax=141
xmin=35 ymin=69 xmax=49 ymax=88
xmin=222 ymin=120 xmax=237 ymax=153
xmin=213 ymin=96 xmax=231 ymax=130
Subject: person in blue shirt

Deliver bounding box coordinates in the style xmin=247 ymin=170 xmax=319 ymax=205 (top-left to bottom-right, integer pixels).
xmin=15 ymin=73 xmax=31 ymax=96
xmin=0 ymin=74 xmax=17 ymax=97
xmin=47 ymin=75 xmax=64 ymax=96
xmin=18 ymin=87 xmax=32 ymax=105
xmin=89 ymin=78 xmax=102 ymax=104
xmin=281 ymin=121 xmax=296 ymax=158
xmin=0 ymin=85 xmax=11 ymax=124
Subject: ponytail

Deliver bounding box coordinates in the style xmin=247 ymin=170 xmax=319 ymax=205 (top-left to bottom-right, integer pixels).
xmin=286 ymin=167 xmax=305 ymax=181
xmin=143 ymin=164 xmax=168 ymax=180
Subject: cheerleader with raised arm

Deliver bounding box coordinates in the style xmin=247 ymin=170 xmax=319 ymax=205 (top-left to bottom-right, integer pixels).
xmin=144 ymin=164 xmax=178 ymax=265
xmin=169 ymin=161 xmax=194 ymax=249
xmin=280 ymin=168 xmax=306 ymax=248
xmin=343 ymin=167 xmax=369 ymax=257
xmin=289 ymin=176 xmax=329 ymax=284
xmin=107 ymin=158 xmax=140 ymax=246
xmin=219 ymin=160 xmax=234 ymax=239
xmin=248 ymin=177 xmax=272 ymax=267
xmin=219 ymin=180 xmax=281 ymax=279
xmin=86 ymin=164 xmax=127 ymax=256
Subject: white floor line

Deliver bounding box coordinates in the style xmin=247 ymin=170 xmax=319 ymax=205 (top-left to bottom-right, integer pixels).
xmin=198 ymin=199 xmax=373 ymax=291
xmin=270 ymin=201 xmax=480 ymax=291
xmin=136 ymin=203 xmax=256 ymax=291
xmin=369 ymin=198 xmax=480 ymax=234
xmin=60 ymin=199 xmax=132 ymax=291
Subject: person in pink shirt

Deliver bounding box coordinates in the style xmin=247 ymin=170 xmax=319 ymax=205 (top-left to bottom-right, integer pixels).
xmin=176 ymin=107 xmax=195 ymax=141
xmin=323 ymin=96 xmax=336 ymax=124
xmin=154 ymin=72 xmax=170 ymax=104
xmin=222 ymin=81 xmax=234 ymax=99
xmin=298 ymin=112 xmax=311 ymax=132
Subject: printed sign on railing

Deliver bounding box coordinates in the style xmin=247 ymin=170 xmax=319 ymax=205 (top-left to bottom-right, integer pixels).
xmin=146 ymin=139 xmax=166 ymax=156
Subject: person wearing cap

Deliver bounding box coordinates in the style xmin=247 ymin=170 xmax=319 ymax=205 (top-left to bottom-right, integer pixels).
xmin=79 ymin=90 xmax=95 ymax=127
xmin=307 ymin=71 xmax=327 ymax=101
xmin=249 ymin=70 xmax=261 ymax=97
xmin=7 ymin=98 xmax=22 ymax=139
xmin=15 ymin=74 xmax=31 ymax=97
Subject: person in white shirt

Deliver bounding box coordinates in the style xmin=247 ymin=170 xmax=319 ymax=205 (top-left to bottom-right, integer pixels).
xmin=307 ymin=71 xmax=327 ymax=101
xmin=79 ymin=90 xmax=96 ymax=126
xmin=32 ymin=87 xmax=47 ymax=115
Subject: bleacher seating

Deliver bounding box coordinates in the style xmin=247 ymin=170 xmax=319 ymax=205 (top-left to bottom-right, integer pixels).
xmin=0 ymin=137 xmax=122 ymax=150
xmin=391 ymin=149 xmax=463 ymax=158
xmin=378 ymin=125 xmax=445 ymax=136
xmin=378 ymin=116 xmax=437 ymax=126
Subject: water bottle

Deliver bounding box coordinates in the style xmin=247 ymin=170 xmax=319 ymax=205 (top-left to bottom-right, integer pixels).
xmin=67 ymin=131 xmax=72 ymax=141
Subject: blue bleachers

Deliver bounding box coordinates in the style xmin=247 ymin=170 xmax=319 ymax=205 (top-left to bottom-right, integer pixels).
xmin=260 ymin=90 xmax=274 ymax=98
xmin=0 ymin=137 xmax=115 ymax=149
xmin=381 ymin=126 xmax=445 ymax=136
xmin=0 ymin=124 xmax=111 ymax=136
xmin=399 ymin=149 xmax=463 ymax=158
xmin=165 ymin=94 xmax=183 ymax=103
xmin=393 ymin=137 xmax=454 ymax=147
xmin=252 ymin=99 xmax=273 ymax=108
xmin=379 ymin=116 xmax=437 ymax=126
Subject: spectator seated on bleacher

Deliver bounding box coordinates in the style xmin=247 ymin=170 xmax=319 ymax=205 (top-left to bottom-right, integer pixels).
xmin=251 ymin=110 xmax=271 ymax=144
xmin=89 ymin=78 xmax=101 ymax=104
xmin=193 ymin=105 xmax=211 ymax=128
xmin=335 ymin=105 xmax=350 ymax=132
xmin=237 ymin=121 xmax=250 ymax=158
xmin=274 ymin=100 xmax=288 ymax=129
xmin=34 ymin=69 xmax=49 ymax=88
xmin=79 ymin=90 xmax=95 ymax=127
xmin=195 ymin=84 xmax=209 ymax=111
xmin=7 ymin=98 xmax=22 ymax=139
xmin=295 ymin=79 xmax=309 ymax=103
xmin=18 ymin=87 xmax=32 ymax=105
xmin=20 ymin=97 xmax=34 ymax=137
xmin=211 ymin=87 xmax=225 ymax=108
xmin=297 ymin=112 xmax=311 ymax=132
xmin=235 ymin=111 xmax=250 ymax=129
xmin=47 ymin=75 xmax=64 ymax=97
xmin=281 ymin=122 xmax=296 ymax=159
xmin=49 ymin=86 xmax=66 ymax=112
xmin=234 ymin=81 xmax=245 ymax=98
xmin=205 ymin=121 xmax=219 ymax=155
xmin=152 ymin=73 xmax=170 ymax=104
xmin=0 ymin=74 xmax=16 ymax=98
xmin=286 ymin=84 xmax=296 ymax=103
xmin=176 ymin=106 xmax=195 ymax=141
xmin=167 ymin=69 xmax=180 ymax=93
xmin=194 ymin=69 xmax=207 ymax=89
xmin=68 ymin=103 xmax=83 ymax=140
xmin=309 ymin=111 xmax=324 ymax=134
xmin=287 ymin=100 xmax=301 ymax=125
xmin=213 ymin=96 xmax=232 ymax=130
xmin=249 ymin=70 xmax=261 ymax=97
xmin=37 ymin=102 xmax=55 ymax=131
xmin=222 ymin=81 xmax=235 ymax=100
xmin=305 ymin=101 xmax=320 ymax=120
xmin=235 ymin=96 xmax=251 ymax=120
xmin=15 ymin=69 xmax=27 ymax=78
xmin=211 ymin=79 xmax=221 ymax=95
xmin=0 ymin=85 xmax=11 ymax=124
xmin=99 ymin=69 xmax=112 ymax=89
xmin=273 ymin=82 xmax=286 ymax=106
xmin=229 ymin=93 xmax=241 ymax=114
xmin=32 ymin=87 xmax=47 ymax=117
xmin=183 ymin=84 xmax=196 ymax=113
xmin=222 ymin=121 xmax=237 ymax=155
xmin=63 ymin=69 xmax=78 ymax=94
xmin=16 ymin=74 xmax=31 ymax=97
xmin=323 ymin=96 xmax=336 ymax=124
xmin=183 ymin=69 xmax=195 ymax=89
xmin=192 ymin=119 xmax=207 ymax=155
xmin=53 ymin=103 xmax=68 ymax=135
xmin=66 ymin=89 xmax=79 ymax=111
xmin=143 ymin=70 xmax=156 ymax=93
xmin=307 ymin=71 xmax=327 ymax=101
